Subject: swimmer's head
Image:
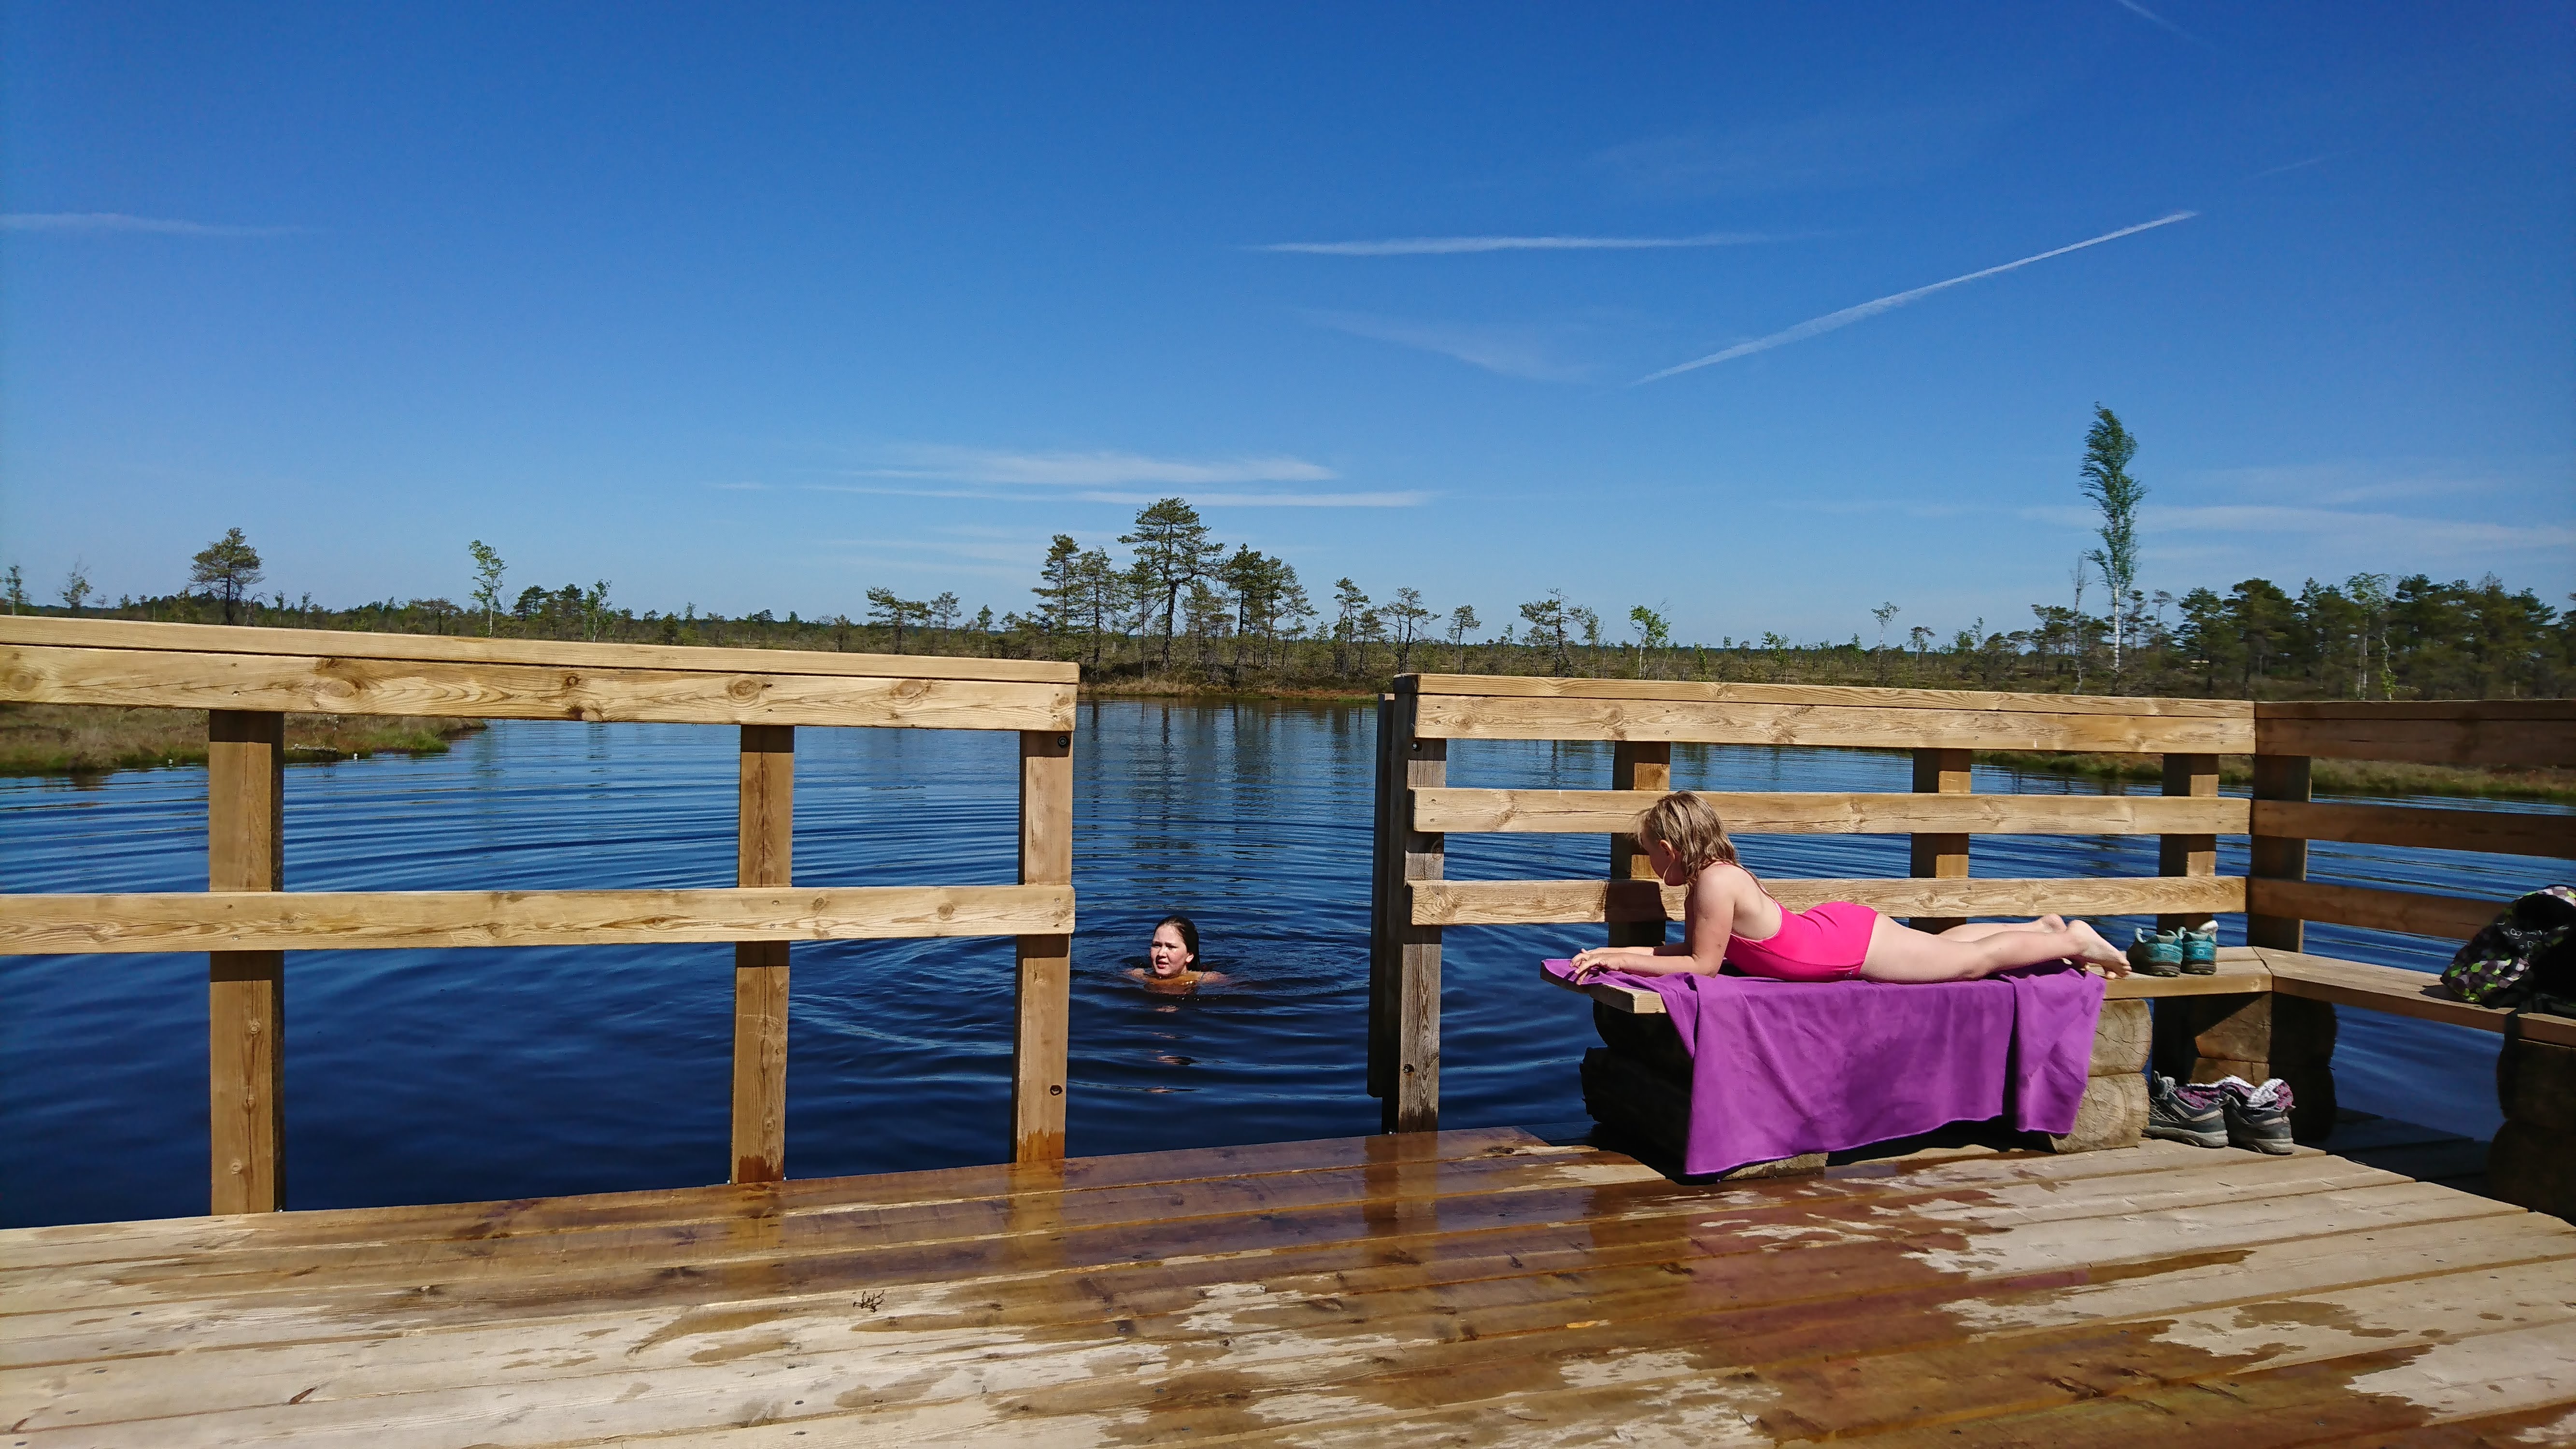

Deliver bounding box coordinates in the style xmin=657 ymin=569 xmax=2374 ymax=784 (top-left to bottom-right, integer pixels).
xmin=1636 ymin=791 xmax=1740 ymax=882
xmin=1147 ymin=915 xmax=1200 ymax=978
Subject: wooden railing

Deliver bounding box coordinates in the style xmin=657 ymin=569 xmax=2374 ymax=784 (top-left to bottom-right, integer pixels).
xmin=2245 ymin=701 xmax=2576 ymax=945
xmin=1367 ymin=674 xmax=2575 ymax=1139
xmin=0 ymin=617 xmax=1080 ymax=1212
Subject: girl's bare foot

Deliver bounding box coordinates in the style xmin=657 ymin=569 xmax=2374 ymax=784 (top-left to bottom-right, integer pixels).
xmin=2067 ymin=919 xmax=2128 ymax=971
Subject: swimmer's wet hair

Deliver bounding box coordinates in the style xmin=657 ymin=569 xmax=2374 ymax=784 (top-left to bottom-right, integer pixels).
xmin=1635 ymin=791 xmax=1741 ymax=875
xmin=1154 ymin=913 xmax=1200 ymax=962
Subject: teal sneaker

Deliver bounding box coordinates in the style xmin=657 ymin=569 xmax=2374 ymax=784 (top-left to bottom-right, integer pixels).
xmin=2179 ymin=923 xmax=2219 ymax=975
xmin=2126 ymin=928 xmax=2183 ymax=977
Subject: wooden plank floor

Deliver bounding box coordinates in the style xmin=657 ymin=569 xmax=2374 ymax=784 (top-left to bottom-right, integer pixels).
xmin=6 ymin=1127 xmax=2575 ymax=1448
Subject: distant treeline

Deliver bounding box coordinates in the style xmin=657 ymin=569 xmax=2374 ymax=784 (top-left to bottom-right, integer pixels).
xmin=9 ymin=503 xmax=2567 ymax=703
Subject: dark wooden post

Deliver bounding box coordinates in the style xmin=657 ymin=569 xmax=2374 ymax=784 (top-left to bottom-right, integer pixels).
xmin=1608 ymin=742 xmax=1671 ymax=949
xmin=2247 ymin=754 xmax=2311 ymax=951
xmin=1012 ymin=728 xmax=1074 ymax=1162
xmin=1384 ymin=681 xmax=1445 ymax=1134
xmin=208 ymin=710 xmax=286 ymax=1214
xmin=1367 ymin=695 xmax=1396 ymax=1104
xmin=730 ymin=725 xmax=794 ymax=1184
xmin=2156 ymin=753 xmax=2220 ymax=935
xmin=1909 ymin=748 xmax=1971 ymax=932
xmin=2493 ymin=1030 xmax=2576 ymax=1220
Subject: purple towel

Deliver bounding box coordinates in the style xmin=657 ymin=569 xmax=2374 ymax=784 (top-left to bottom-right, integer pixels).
xmin=1546 ymin=960 xmax=2105 ymax=1177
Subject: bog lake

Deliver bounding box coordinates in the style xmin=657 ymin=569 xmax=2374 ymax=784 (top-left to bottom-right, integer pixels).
xmin=4 ymin=698 xmax=2565 ymax=1227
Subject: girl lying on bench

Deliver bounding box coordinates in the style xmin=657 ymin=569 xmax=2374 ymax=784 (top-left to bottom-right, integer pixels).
xmin=1568 ymin=791 xmax=2133 ymax=985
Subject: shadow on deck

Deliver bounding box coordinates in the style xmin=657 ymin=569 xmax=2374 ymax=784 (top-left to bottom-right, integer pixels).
xmin=8 ymin=1124 xmax=2575 ymax=1447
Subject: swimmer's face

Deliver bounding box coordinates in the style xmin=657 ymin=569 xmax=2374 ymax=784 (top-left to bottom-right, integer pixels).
xmin=1147 ymin=923 xmax=1196 ymax=978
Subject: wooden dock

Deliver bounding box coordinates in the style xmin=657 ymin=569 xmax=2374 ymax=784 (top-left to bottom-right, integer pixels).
xmin=10 ymin=1127 xmax=2575 ymax=1447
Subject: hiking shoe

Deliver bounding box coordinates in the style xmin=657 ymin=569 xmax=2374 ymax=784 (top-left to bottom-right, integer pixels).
xmin=2145 ymin=1075 xmax=2228 ymax=1148
xmin=2126 ymin=928 xmax=2182 ymax=977
xmin=2179 ymin=924 xmax=2220 ymax=975
xmin=2216 ymin=1076 xmax=2296 ymax=1155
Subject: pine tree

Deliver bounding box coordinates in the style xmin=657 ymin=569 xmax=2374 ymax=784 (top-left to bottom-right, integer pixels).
xmin=1119 ymin=498 xmax=1220 ymax=670
xmin=189 ymin=528 xmax=264 ymax=625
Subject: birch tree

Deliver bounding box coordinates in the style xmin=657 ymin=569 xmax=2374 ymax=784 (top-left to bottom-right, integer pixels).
xmin=2080 ymin=405 xmax=2146 ymax=689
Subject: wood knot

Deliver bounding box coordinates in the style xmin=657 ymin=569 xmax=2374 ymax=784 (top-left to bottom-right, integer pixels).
xmin=727 ymin=678 xmax=763 ymax=701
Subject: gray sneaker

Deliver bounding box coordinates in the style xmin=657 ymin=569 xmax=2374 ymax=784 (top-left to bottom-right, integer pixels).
xmin=2145 ymin=1074 xmax=2228 ymax=1147
xmin=2216 ymin=1075 xmax=2295 ymax=1155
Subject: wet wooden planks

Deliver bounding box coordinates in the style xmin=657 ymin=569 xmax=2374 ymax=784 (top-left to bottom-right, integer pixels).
xmin=5 ymin=1127 xmax=2573 ymax=1447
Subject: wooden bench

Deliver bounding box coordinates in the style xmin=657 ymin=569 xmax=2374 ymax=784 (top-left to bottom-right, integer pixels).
xmin=1551 ymin=947 xmax=2576 ymax=1180
xmin=1368 ymin=678 xmax=2576 ymax=1210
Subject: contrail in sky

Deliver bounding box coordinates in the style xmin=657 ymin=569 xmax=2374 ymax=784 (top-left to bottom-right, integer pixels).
xmin=1636 ymin=210 xmax=2198 ymax=384
xmin=1256 ymin=231 xmax=1776 ymax=256
xmin=0 ymin=212 xmax=296 ymax=236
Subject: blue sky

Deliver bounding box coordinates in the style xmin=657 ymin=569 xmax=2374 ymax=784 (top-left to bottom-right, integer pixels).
xmin=3 ymin=2 xmax=2570 ymax=645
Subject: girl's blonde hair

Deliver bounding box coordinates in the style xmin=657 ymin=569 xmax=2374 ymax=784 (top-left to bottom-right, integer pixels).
xmin=1636 ymin=790 xmax=1741 ymax=874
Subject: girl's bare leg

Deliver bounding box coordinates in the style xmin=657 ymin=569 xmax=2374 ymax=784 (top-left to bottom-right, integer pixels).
xmin=1937 ymin=922 xmax=2033 ymax=942
xmin=1861 ymin=915 xmax=2129 ymax=983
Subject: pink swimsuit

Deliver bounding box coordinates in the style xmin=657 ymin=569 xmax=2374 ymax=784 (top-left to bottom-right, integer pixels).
xmin=1726 ymin=899 xmax=1880 ymax=982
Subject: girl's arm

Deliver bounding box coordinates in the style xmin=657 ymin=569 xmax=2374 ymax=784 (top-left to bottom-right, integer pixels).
xmin=1570 ymin=869 xmax=1737 ymax=979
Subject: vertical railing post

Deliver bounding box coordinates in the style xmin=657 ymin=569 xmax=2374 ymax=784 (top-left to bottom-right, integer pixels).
xmin=2247 ymin=753 xmax=2311 ymax=952
xmin=1367 ymin=694 xmax=1396 ymax=1104
xmin=1608 ymin=742 xmax=1672 ymax=949
xmin=2156 ymin=753 xmax=2220 ymax=936
xmin=730 ymin=724 xmax=794 ymax=1185
xmin=1385 ymin=680 xmax=1445 ymax=1134
xmin=1012 ymin=728 xmax=1074 ymax=1162
xmin=208 ymin=709 xmax=285 ymax=1214
xmin=1909 ymin=748 xmax=1971 ymax=932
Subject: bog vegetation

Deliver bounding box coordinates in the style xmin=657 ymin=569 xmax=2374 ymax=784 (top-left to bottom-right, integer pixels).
xmin=5 ymin=409 xmax=2569 ymax=781
xmin=10 ymin=514 xmax=2565 ymax=708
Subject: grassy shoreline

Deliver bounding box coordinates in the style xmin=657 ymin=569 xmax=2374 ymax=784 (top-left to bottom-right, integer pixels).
xmin=0 ymin=705 xmax=485 ymax=778
xmin=1978 ymin=750 xmax=2576 ymax=804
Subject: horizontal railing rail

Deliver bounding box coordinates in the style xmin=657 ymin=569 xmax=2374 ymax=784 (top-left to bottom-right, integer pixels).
xmin=0 ymin=884 xmax=1077 ymax=953
xmin=0 ymin=616 xmax=1074 ymax=731
xmin=1414 ymin=788 xmax=2249 ymax=836
xmin=1407 ymin=674 xmax=2254 ymax=753
xmin=2254 ymin=700 xmax=2575 ymax=768
xmin=1411 ymin=875 xmax=2247 ymax=926
xmin=1 ymin=617 xmax=1081 ymax=1214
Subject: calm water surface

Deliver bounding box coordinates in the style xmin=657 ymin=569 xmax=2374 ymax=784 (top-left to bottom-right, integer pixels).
xmin=3 ymin=699 xmax=2562 ymax=1226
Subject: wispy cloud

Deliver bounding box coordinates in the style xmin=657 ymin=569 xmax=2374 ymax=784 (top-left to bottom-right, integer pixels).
xmin=1254 ymin=231 xmax=1779 ymax=256
xmin=1638 ymin=211 xmax=2198 ymax=383
xmin=1309 ymin=310 xmax=1592 ymax=383
xmin=1075 ymin=490 xmax=1426 ymax=508
xmin=0 ymin=212 xmax=298 ymax=237
xmin=2245 ymin=152 xmax=2345 ymax=183
xmin=809 ymin=482 xmax=1424 ymax=509
xmin=850 ymin=445 xmax=1336 ymax=487
xmin=2145 ymin=504 xmax=2576 ymax=554
xmin=2110 ymin=0 xmax=2218 ymax=51
xmin=2016 ymin=499 xmax=2574 ymax=557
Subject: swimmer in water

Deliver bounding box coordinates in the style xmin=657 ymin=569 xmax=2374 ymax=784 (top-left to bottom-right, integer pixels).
xmin=1127 ymin=914 xmax=1228 ymax=993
